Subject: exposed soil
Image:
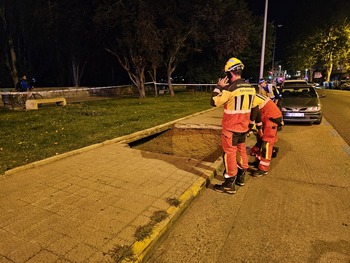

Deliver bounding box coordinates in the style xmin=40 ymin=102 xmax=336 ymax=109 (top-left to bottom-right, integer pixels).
xmin=130 ymin=128 xmax=222 ymax=162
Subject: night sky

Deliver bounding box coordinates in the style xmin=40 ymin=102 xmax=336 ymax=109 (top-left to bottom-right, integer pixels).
xmin=247 ymin=0 xmax=350 ymax=63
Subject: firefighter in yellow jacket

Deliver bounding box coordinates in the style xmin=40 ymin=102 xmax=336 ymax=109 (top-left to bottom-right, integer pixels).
xmin=210 ymin=57 xmax=256 ymax=194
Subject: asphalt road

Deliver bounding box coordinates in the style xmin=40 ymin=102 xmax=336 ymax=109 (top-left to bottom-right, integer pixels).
xmin=145 ymin=91 xmax=350 ymax=263
xmin=319 ymin=89 xmax=350 ymax=146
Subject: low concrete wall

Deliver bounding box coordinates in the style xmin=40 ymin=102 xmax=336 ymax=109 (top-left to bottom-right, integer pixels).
xmin=34 ymin=86 xmax=138 ymax=98
xmin=0 ymin=85 xmax=138 ymax=100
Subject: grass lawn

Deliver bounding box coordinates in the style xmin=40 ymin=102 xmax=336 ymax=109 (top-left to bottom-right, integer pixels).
xmin=0 ymin=92 xmax=213 ymax=174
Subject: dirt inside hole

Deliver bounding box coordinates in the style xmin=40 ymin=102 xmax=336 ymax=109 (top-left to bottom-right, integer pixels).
xmin=129 ymin=128 xmax=223 ymax=162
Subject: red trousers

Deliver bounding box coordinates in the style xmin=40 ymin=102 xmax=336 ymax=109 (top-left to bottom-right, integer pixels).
xmin=222 ymin=129 xmax=249 ymax=177
xmin=256 ymin=122 xmax=278 ymax=171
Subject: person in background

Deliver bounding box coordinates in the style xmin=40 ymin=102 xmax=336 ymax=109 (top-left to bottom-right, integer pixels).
xmin=258 ymin=78 xmax=282 ymax=109
xmin=210 ymin=57 xmax=256 ymax=194
xmin=16 ymin=75 xmax=31 ymax=92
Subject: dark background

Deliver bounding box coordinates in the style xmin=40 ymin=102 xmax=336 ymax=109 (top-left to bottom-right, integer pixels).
xmin=247 ymin=0 xmax=350 ymax=64
xmin=1 ymin=0 xmax=349 ymax=89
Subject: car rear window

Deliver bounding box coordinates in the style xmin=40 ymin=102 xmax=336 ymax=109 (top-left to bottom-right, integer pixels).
xmin=282 ymin=87 xmax=317 ymax=98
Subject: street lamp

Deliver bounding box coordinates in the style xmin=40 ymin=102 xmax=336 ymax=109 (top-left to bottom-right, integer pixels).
xmin=259 ymin=0 xmax=268 ymax=79
xmin=271 ymin=24 xmax=283 ymax=72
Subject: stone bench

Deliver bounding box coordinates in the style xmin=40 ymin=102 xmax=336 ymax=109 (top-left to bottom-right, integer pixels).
xmin=26 ymin=97 xmax=67 ymax=110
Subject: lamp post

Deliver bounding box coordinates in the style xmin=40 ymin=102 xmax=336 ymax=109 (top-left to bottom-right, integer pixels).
xmin=271 ymin=24 xmax=283 ymax=72
xmin=259 ymin=0 xmax=268 ymax=79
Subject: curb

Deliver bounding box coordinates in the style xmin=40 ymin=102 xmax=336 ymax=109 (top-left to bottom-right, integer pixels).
xmin=126 ymin=157 xmax=224 ymax=263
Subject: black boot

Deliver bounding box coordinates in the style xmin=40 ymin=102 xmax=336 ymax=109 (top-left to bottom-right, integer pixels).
xmin=272 ymin=146 xmax=279 ymax=158
xmin=214 ymin=177 xmax=236 ymax=194
xmin=235 ymin=168 xmax=246 ymax=186
xmin=252 ymin=169 xmax=268 ymax=177
xmin=248 ymin=160 xmax=259 ymax=169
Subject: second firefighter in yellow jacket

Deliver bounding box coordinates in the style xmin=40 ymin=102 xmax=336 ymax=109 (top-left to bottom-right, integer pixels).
xmin=249 ymin=93 xmax=283 ymax=177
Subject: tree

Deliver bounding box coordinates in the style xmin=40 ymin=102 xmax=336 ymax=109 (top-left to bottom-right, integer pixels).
xmin=0 ymin=1 xmax=27 ymax=87
xmin=178 ymin=0 xmax=256 ymax=84
xmin=33 ymin=0 xmax=99 ymax=87
xmin=94 ymin=0 xmax=162 ymax=98
xmin=154 ymin=0 xmax=201 ymax=96
xmin=288 ymin=20 xmax=350 ymax=82
xmin=316 ymin=22 xmax=350 ymax=81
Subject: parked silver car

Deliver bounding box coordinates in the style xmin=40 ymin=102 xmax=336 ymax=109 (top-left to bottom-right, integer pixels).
xmin=281 ymin=85 xmax=322 ymax=124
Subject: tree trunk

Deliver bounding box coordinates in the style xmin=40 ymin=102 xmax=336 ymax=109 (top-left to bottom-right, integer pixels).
xmin=139 ymin=67 xmax=146 ymax=98
xmin=167 ymin=61 xmax=175 ymax=97
xmin=309 ymin=68 xmax=314 ymax=82
xmin=326 ymin=54 xmax=333 ymax=82
xmin=148 ymin=67 xmax=158 ymax=96
xmin=326 ymin=62 xmax=333 ymax=82
xmin=9 ymin=38 xmax=19 ymax=89
xmin=106 ymin=49 xmax=147 ymax=98
xmin=71 ymin=57 xmax=87 ymax=87
xmin=167 ymin=74 xmax=174 ymax=97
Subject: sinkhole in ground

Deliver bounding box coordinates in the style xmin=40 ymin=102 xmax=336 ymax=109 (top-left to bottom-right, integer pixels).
xmin=129 ymin=126 xmax=223 ymax=162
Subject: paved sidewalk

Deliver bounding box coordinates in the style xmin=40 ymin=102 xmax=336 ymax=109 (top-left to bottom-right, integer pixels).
xmin=0 ymin=107 xmax=234 ymax=263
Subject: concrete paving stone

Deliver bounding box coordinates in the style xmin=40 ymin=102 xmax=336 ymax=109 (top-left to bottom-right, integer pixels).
xmin=129 ymin=215 xmax=152 ymax=229
xmin=103 ymin=208 xmax=139 ymax=226
xmin=0 ymin=198 xmax=29 ymax=213
xmin=46 ymin=235 xmax=80 ymax=257
xmin=25 ymin=250 xmax=62 ymax=263
xmin=64 ymin=243 xmax=98 ymax=263
xmin=28 ymin=229 xmax=65 ymax=248
xmin=95 ymin=194 xmax=124 ymax=208
xmin=74 ymin=199 xmax=106 ymax=213
xmin=149 ymin=198 xmax=170 ymax=211
xmin=31 ymin=194 xmax=62 ymax=208
xmin=63 ymin=176 xmax=86 ymax=186
xmin=72 ymin=198 xmax=105 ymax=214
xmin=72 ymin=187 xmax=99 ymax=199
xmin=160 ymin=188 xmax=183 ymax=198
xmin=0 ymin=255 xmax=18 ymax=263
xmin=68 ymin=227 xmax=113 ymax=249
xmin=62 ymin=184 xmax=85 ymax=195
xmin=3 ymin=213 xmax=43 ymax=235
xmin=0 ymin=229 xmax=27 ymax=256
xmin=117 ymin=225 xmax=138 ymax=243
xmin=33 ymin=213 xmax=65 ymax=230
xmin=83 ymin=215 xmax=126 ymax=234
xmin=49 ymin=218 xmax=83 ymax=236
xmin=85 ymin=251 xmax=108 ymax=263
xmin=59 ymin=193 xmax=85 ymax=206
xmin=110 ymin=197 xmax=152 ymax=215
xmin=6 ymin=241 xmax=42 ymax=263
xmin=45 ymin=200 xmax=74 ymax=215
